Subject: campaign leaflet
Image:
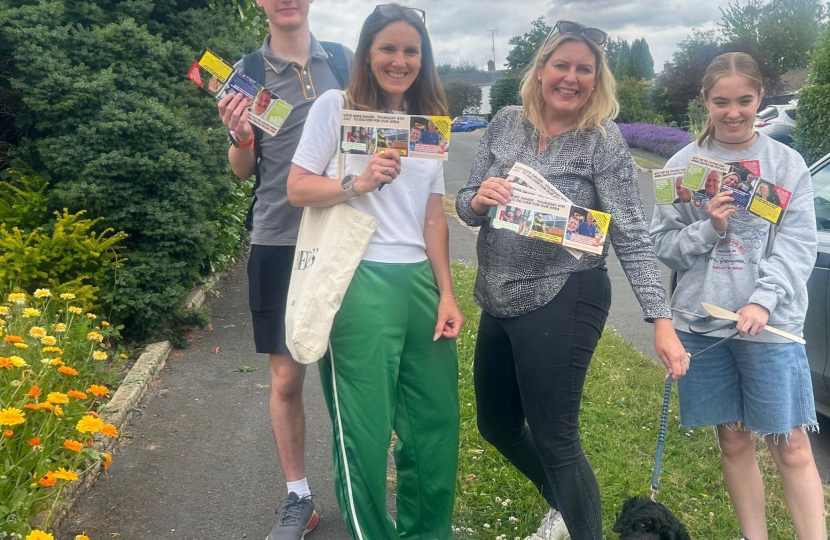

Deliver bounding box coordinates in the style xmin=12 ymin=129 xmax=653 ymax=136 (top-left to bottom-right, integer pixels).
xmin=681 ymin=154 xmax=732 ymax=202
xmin=652 ymin=167 xmax=689 ymax=204
xmin=747 ymin=178 xmax=792 ymax=225
xmin=186 ymin=50 xmax=293 ymax=137
xmin=339 ymin=110 xmax=451 ymax=160
xmin=719 ymin=161 xmax=760 ymax=208
xmin=489 ymin=163 xmax=611 ymax=256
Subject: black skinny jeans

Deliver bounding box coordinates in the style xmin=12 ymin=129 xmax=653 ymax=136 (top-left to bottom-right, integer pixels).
xmin=474 ymin=267 xmax=612 ymax=540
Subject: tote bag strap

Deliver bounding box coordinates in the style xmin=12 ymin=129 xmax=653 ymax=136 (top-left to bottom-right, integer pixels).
xmin=337 ymin=90 xmax=352 ymax=179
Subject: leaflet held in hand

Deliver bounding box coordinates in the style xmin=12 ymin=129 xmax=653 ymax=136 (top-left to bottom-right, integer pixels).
xmin=339 ymin=110 xmax=451 ymax=160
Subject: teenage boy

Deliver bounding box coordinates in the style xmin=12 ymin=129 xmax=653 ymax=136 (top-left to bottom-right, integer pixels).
xmin=217 ymin=1 xmax=352 ymax=539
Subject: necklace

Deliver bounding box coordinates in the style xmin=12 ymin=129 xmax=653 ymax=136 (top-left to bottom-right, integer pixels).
xmin=713 ymin=132 xmax=757 ymax=145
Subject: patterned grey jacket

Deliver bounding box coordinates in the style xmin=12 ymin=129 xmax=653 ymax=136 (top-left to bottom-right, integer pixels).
xmin=455 ymin=106 xmax=672 ymax=321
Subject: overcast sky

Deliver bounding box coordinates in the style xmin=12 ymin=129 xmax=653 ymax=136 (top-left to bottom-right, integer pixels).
xmin=309 ymin=0 xmax=736 ymax=72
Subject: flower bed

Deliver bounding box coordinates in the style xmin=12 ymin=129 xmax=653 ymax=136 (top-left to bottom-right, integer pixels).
xmin=0 ymin=289 xmax=121 ymax=538
xmin=617 ymin=123 xmax=692 ymax=158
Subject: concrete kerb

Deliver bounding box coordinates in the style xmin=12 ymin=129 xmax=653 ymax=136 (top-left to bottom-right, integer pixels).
xmin=36 ymin=275 xmax=218 ymax=533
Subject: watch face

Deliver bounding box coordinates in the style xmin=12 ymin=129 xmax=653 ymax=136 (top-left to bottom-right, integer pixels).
xmin=341 ymin=174 xmax=355 ymax=188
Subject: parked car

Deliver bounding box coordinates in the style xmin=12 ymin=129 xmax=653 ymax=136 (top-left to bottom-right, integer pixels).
xmin=755 ymin=103 xmax=796 ymax=145
xmin=807 ymin=152 xmax=830 ymax=417
xmin=451 ymin=115 xmax=488 ymax=132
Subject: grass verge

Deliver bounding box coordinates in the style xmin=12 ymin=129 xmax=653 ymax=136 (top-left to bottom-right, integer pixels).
xmin=632 ymin=154 xmax=665 ymax=170
xmin=450 ymin=263 xmax=826 ymax=539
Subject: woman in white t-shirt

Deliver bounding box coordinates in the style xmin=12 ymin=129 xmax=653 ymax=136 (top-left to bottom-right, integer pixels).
xmin=287 ymin=5 xmax=462 ymax=539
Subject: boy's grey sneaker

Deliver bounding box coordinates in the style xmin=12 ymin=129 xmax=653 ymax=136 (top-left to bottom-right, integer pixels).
xmin=266 ymin=492 xmax=319 ymax=540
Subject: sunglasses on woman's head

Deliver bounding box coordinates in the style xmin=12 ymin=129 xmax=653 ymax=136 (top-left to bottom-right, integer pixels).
xmin=374 ymin=4 xmax=426 ymax=24
xmin=548 ymin=20 xmax=607 ymax=46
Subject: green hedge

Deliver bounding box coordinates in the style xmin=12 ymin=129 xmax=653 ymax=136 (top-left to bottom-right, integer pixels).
xmin=0 ymin=0 xmax=259 ymax=339
xmin=795 ymin=25 xmax=830 ymax=165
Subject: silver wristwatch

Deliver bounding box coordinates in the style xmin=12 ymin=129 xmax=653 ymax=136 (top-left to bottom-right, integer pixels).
xmin=341 ymin=174 xmax=359 ymax=198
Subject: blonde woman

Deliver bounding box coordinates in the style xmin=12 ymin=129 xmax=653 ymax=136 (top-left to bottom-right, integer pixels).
xmin=456 ymin=20 xmax=687 ymax=540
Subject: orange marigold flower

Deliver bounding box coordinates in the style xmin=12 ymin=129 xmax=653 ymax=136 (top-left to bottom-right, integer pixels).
xmin=86 ymin=384 xmax=110 ymax=398
xmin=52 ymin=467 xmax=78 ymax=481
xmin=40 ymin=336 xmax=57 ymax=346
xmin=120 ymin=353 xmax=128 ymax=359
xmin=58 ymin=366 xmax=78 ymax=376
xmin=47 ymin=392 xmax=69 ymax=404
xmin=86 ymin=331 xmax=104 ymax=343
xmin=75 ymin=535 xmax=91 ymax=540
xmin=28 ymin=385 xmax=42 ymax=399
xmin=76 ymin=415 xmax=105 ymax=434
xmin=101 ymin=451 xmax=112 ymax=469
xmin=63 ymin=439 xmax=83 ymax=452
xmin=28 ymin=437 xmax=40 ymax=446
xmin=101 ymin=321 xmax=109 ymax=326
xmin=23 ymin=404 xmax=39 ymax=410
xmin=67 ymin=390 xmax=88 ymax=400
xmin=36 ymin=402 xmax=53 ymax=411
xmin=4 ymin=335 xmax=24 ymax=343
xmin=0 ymin=357 xmax=12 ymax=369
xmin=38 ymin=472 xmax=57 ymax=487
xmin=0 ymin=407 xmax=25 ymax=426
xmin=101 ymin=423 xmax=118 ymax=438
xmin=3 ymin=429 xmax=12 ymax=437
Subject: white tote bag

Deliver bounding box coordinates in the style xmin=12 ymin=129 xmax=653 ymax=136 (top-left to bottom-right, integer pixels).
xmin=285 ymin=99 xmax=379 ymax=364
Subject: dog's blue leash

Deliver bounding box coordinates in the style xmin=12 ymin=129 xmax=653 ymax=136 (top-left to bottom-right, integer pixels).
xmin=650 ymin=319 xmax=740 ymax=501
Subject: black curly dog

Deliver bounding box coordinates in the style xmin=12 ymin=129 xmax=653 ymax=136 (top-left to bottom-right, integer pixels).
xmin=612 ymin=497 xmax=691 ymax=540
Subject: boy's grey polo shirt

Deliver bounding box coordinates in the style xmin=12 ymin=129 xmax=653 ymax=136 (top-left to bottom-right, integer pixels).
xmin=235 ymin=34 xmax=354 ymax=246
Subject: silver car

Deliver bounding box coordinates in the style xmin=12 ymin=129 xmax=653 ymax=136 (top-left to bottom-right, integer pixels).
xmin=807 ymin=152 xmax=830 ymax=417
xmin=755 ymin=104 xmax=796 ymax=145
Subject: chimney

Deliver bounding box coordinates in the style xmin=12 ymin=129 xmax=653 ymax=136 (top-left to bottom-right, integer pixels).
xmin=487 ymin=59 xmax=495 ymax=72
xmin=663 ymin=62 xmax=672 ymax=73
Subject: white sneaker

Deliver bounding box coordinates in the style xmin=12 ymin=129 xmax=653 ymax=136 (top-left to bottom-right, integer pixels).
xmin=523 ymin=509 xmax=570 ymax=540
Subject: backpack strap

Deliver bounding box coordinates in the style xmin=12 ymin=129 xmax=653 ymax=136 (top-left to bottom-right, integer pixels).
xmin=242 ymin=50 xmax=266 ymax=232
xmin=320 ymin=41 xmax=351 ymax=90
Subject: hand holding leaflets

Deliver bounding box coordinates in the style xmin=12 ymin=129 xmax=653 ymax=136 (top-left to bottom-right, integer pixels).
xmin=652 ymin=154 xmax=791 ymax=226
xmin=187 ymin=50 xmax=293 ymax=137
xmin=487 ymin=163 xmax=611 ymax=257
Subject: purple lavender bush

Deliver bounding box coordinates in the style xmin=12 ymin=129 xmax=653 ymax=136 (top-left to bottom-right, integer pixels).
xmin=617 ymin=123 xmax=692 ymax=158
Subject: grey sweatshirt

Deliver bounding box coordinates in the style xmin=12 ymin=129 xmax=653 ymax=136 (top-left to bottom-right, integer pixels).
xmin=649 ymin=134 xmax=817 ymax=341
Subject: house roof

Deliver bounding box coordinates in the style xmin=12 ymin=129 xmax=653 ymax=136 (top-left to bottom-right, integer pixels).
xmin=772 ymin=67 xmax=809 ymax=97
xmin=439 ymin=70 xmax=511 ymax=87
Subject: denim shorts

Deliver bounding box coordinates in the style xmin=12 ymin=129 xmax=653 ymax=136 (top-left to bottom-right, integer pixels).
xmin=676 ymin=331 xmax=817 ymax=435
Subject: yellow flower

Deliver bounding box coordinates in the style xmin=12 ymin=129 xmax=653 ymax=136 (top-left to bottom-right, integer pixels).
xmin=22 ymin=307 xmax=41 ymax=318
xmin=101 ymin=451 xmax=112 ymax=469
xmin=47 ymin=392 xmax=69 ymax=404
xmin=63 ymin=439 xmax=83 ymax=452
xmin=86 ymin=313 xmax=97 ymax=319
xmin=101 ymin=320 xmax=110 ymax=326
xmin=68 ymin=306 xmax=83 ymax=315
xmin=29 ymin=327 xmax=46 ymax=338
xmin=14 ymin=342 xmax=28 ymax=349
xmin=8 ymin=293 xmax=26 ymax=304
xmin=41 ymin=336 xmax=57 ymax=346
xmin=76 ymin=415 xmax=105 ymax=434
xmin=87 ymin=331 xmax=104 ymax=343
xmin=10 ymin=356 xmax=27 ymax=368
xmin=43 ymin=346 xmax=63 ymax=354
xmin=93 ymin=350 xmax=108 ymax=360
xmin=101 ymin=423 xmax=118 ymax=437
xmin=0 ymin=306 xmax=8 ymax=315
xmin=76 ymin=535 xmax=91 ymax=540
xmin=60 ymin=292 xmax=76 ymax=300
xmin=25 ymin=529 xmax=54 ymax=540
xmin=120 ymin=353 xmax=128 ymax=359
xmin=52 ymin=467 xmax=78 ymax=481
xmin=34 ymin=288 xmax=52 ymax=298
xmin=54 ymin=323 xmax=67 ymax=332
xmin=0 ymin=407 xmax=25 ymax=426
xmin=53 ymin=405 xmax=63 ymax=416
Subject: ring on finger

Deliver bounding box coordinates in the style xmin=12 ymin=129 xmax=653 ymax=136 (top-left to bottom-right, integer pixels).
xmin=384 ymin=167 xmax=390 ymax=176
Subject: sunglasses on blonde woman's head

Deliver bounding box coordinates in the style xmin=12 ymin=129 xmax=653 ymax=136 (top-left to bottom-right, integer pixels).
xmin=374 ymin=4 xmax=426 ymax=24
xmin=548 ymin=20 xmax=607 ymax=46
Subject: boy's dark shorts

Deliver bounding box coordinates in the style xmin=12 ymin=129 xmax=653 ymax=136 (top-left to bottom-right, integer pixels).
xmin=247 ymin=244 xmax=295 ymax=355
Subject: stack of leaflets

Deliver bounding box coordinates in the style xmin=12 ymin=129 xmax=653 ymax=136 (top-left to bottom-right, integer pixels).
xmin=489 ymin=163 xmax=611 ymax=257
xmin=339 ymin=110 xmax=451 ymax=160
xmin=652 ymin=154 xmax=791 ymax=225
xmin=187 ymin=50 xmax=293 ymax=137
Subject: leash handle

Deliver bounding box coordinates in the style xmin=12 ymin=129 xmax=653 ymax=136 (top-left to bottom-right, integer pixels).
xmin=651 ymin=374 xmax=673 ymax=496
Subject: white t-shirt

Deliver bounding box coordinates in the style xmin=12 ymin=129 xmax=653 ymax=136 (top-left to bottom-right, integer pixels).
xmin=292 ymin=90 xmax=445 ymax=263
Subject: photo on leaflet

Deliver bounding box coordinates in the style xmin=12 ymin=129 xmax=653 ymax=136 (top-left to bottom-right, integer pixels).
xmin=497 ymin=205 xmax=533 ymax=236
xmin=340 ymin=125 xmax=377 ymax=155
xmin=507 ymin=173 xmax=532 ymax=190
xmin=720 ymin=163 xmax=758 ymax=208
xmin=251 ymin=88 xmax=275 ymax=116
xmin=376 ymin=127 xmax=409 ymax=156
xmin=674 ymin=176 xmax=693 ymax=203
xmin=409 ymin=115 xmax=447 ymax=154
xmin=694 ymin=169 xmax=722 ymax=201
xmin=567 ymin=206 xmax=600 ymax=241
xmin=533 ymin=212 xmax=567 ymax=238
xmin=748 ymin=178 xmax=792 ymax=225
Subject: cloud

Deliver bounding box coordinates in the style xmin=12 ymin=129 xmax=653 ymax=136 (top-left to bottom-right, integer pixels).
xmin=308 ymin=0 xmax=734 ymax=70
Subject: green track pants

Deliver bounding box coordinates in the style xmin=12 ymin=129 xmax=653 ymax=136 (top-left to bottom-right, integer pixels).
xmin=319 ymin=260 xmax=460 ymax=540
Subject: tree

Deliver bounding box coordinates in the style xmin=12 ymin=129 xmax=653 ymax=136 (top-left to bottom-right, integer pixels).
xmin=616 ymin=39 xmax=655 ymax=80
xmin=445 ymin=82 xmax=482 ymax=117
xmin=655 ymin=30 xmax=720 ymax=123
xmin=604 ymin=37 xmax=627 ymax=74
xmin=489 ymin=76 xmax=522 ymax=116
xmin=437 ymin=60 xmax=481 ymax=75
xmin=505 ymin=16 xmax=552 ymax=71
xmin=757 ymin=0 xmax=827 ymax=74
xmin=633 ymin=39 xmax=656 ymax=79
xmin=616 ymin=77 xmax=653 ymax=123
xmin=795 ymin=25 xmax=830 ymax=164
